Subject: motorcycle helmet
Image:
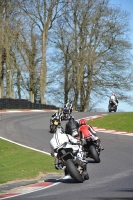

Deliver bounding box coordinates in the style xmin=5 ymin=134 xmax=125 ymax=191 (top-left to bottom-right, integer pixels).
xmin=68 ymin=116 xmax=74 ymax=120
xmin=72 ymin=130 xmax=78 ymax=137
xmin=112 ymin=92 xmax=115 ymax=96
xmin=69 ymin=99 xmax=72 ymax=103
xmin=79 ymin=119 xmax=86 ymax=126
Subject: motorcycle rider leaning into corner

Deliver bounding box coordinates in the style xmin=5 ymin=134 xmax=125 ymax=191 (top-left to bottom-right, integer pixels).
xmin=50 ymin=126 xmax=87 ymax=170
xmin=50 ymin=108 xmax=63 ymax=125
xmin=65 ymin=116 xmax=79 ymax=137
xmin=78 ymin=119 xmax=104 ymax=151
xmin=109 ymin=92 xmax=119 ymax=106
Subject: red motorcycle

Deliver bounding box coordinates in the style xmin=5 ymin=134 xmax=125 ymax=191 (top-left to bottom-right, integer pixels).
xmin=79 ymin=128 xmax=101 ymax=163
xmin=81 ymin=136 xmax=101 ymax=163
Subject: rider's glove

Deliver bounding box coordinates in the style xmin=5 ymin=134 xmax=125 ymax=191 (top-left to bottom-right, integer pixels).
xmin=81 ymin=139 xmax=86 ymax=145
xmin=76 ymin=140 xmax=82 ymax=145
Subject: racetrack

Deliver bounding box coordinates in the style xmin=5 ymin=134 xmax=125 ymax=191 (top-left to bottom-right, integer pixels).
xmin=0 ymin=111 xmax=133 ymax=200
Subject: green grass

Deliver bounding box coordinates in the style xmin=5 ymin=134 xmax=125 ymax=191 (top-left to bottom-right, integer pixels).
xmin=88 ymin=113 xmax=133 ymax=132
xmin=0 ymin=139 xmax=63 ymax=184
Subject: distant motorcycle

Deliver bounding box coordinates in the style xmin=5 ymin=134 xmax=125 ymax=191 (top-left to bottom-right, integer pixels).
xmin=61 ymin=107 xmax=70 ymax=120
xmin=50 ymin=117 xmax=61 ymax=133
xmin=108 ymin=100 xmax=118 ymax=112
xmin=57 ymin=146 xmax=89 ymax=183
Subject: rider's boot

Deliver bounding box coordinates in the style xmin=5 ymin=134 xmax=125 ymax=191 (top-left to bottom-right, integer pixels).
xmin=96 ymin=139 xmax=104 ymax=150
xmin=82 ymin=165 xmax=89 ymax=180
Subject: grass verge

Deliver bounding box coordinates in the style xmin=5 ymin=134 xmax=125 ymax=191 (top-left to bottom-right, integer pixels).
xmin=0 ymin=138 xmax=62 ymax=184
xmin=88 ymin=112 xmax=133 ymax=132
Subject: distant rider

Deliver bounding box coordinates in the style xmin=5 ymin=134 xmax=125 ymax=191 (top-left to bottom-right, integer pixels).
xmin=78 ymin=119 xmax=104 ymax=150
xmin=50 ymin=108 xmax=62 ymax=125
xmin=65 ymin=116 xmax=79 ymax=137
xmin=109 ymin=92 xmax=119 ymax=106
xmin=64 ymin=100 xmax=73 ymax=114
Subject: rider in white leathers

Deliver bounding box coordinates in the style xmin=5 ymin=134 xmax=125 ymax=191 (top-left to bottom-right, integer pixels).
xmin=64 ymin=100 xmax=73 ymax=114
xmin=110 ymin=92 xmax=118 ymax=106
xmin=50 ymin=126 xmax=86 ymax=170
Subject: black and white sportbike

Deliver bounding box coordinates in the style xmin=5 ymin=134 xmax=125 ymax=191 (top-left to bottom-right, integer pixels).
xmin=57 ymin=145 xmax=89 ymax=183
xmin=108 ymin=100 xmax=118 ymax=112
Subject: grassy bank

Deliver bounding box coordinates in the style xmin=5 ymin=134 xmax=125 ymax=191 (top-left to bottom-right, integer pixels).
xmin=0 ymin=139 xmax=62 ymax=184
xmin=88 ymin=113 xmax=133 ymax=132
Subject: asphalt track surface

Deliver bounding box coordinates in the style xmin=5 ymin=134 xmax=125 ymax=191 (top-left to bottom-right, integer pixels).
xmin=0 ymin=111 xmax=133 ymax=200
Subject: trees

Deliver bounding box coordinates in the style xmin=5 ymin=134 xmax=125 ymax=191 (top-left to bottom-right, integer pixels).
xmin=0 ymin=0 xmax=4 ymax=98
xmin=0 ymin=0 xmax=132 ymax=111
xmin=17 ymin=22 xmax=41 ymax=102
xmin=51 ymin=0 xmax=133 ymax=111
xmin=0 ymin=0 xmax=20 ymax=98
xmin=19 ymin=0 xmax=67 ymax=103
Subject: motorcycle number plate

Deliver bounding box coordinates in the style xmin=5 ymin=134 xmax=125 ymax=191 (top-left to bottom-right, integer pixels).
xmin=54 ymin=121 xmax=58 ymax=125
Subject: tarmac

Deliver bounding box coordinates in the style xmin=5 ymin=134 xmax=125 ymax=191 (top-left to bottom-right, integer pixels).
xmin=0 ymin=173 xmax=64 ymax=199
xmin=0 ymin=110 xmax=133 ymax=199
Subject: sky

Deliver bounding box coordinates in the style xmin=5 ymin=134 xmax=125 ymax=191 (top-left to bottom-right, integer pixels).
xmin=100 ymin=0 xmax=133 ymax=112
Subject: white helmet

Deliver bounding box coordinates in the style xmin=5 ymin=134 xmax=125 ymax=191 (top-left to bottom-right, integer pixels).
xmin=72 ymin=130 xmax=78 ymax=137
xmin=112 ymin=92 xmax=115 ymax=96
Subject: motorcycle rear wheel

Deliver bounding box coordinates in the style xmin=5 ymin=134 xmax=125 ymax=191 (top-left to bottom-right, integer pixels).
xmin=90 ymin=145 xmax=100 ymax=163
xmin=66 ymin=159 xmax=84 ymax=183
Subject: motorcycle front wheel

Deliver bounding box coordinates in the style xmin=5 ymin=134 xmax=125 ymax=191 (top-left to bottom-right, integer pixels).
xmin=90 ymin=145 xmax=100 ymax=163
xmin=50 ymin=125 xmax=56 ymax=133
xmin=66 ymin=159 xmax=84 ymax=183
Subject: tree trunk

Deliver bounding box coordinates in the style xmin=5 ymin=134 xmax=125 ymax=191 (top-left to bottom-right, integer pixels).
xmin=40 ymin=30 xmax=47 ymax=104
xmin=16 ymin=69 xmax=21 ymax=99
xmin=5 ymin=0 xmax=11 ymax=98
xmin=30 ymin=91 xmax=34 ymax=103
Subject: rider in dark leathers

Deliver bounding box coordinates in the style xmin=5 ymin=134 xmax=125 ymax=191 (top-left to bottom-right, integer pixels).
xmin=65 ymin=116 xmax=79 ymax=137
